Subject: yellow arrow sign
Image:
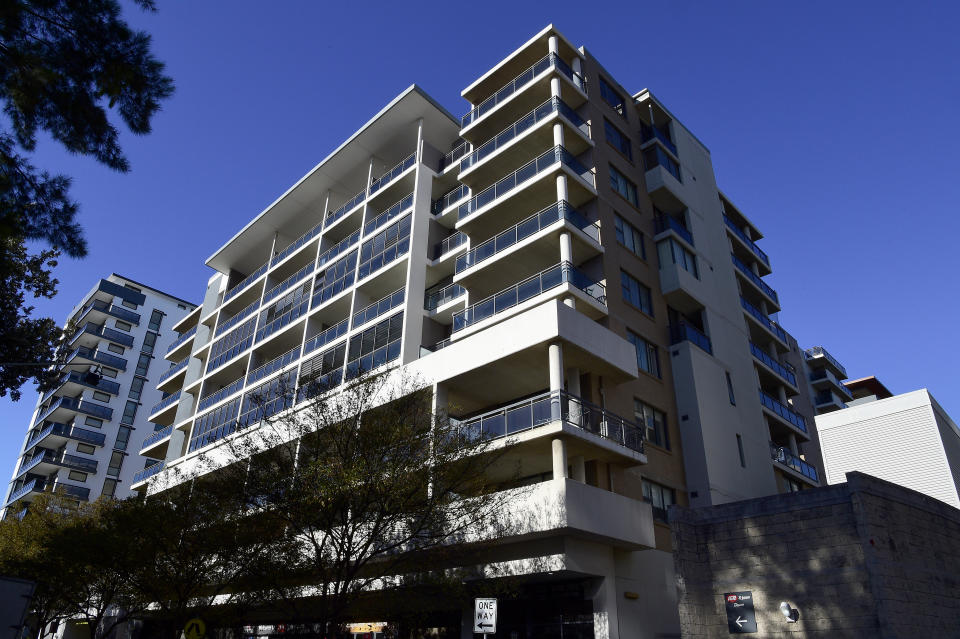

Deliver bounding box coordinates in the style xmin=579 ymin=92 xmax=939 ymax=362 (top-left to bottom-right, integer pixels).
xmin=184 ymin=618 xmax=206 ymax=639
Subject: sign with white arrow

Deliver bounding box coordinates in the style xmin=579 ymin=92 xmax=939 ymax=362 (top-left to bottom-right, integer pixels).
xmin=474 ymin=598 xmax=497 ymax=634
xmin=723 ymin=591 xmax=757 ymax=633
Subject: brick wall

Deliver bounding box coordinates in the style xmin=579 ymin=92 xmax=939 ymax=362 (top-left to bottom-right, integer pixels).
xmin=670 ymin=472 xmax=960 ymax=638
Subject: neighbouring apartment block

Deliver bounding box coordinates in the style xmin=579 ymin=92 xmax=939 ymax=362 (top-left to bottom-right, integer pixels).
xmin=3 ymin=275 xmax=195 ymax=518
xmin=134 ymin=25 xmax=823 ymax=638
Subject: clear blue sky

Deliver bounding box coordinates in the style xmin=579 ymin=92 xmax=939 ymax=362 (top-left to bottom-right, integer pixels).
xmin=4 ymin=1 xmax=959 ymax=477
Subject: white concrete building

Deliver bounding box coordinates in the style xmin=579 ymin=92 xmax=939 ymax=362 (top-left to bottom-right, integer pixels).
xmin=3 ymin=274 xmax=195 ymax=517
xmin=136 ymin=26 xmax=823 ymax=638
xmin=817 ymin=389 xmax=960 ymax=508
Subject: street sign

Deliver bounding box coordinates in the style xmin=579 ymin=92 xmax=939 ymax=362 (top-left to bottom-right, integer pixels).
xmin=724 ymin=592 xmax=757 ymax=633
xmin=474 ymin=598 xmax=497 ymax=634
xmin=184 ymin=619 xmax=206 ymax=639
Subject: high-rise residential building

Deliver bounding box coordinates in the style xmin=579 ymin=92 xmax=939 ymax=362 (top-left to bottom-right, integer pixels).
xmin=138 ymin=25 xmax=822 ymax=637
xmin=2 ymin=275 xmax=195 ymax=519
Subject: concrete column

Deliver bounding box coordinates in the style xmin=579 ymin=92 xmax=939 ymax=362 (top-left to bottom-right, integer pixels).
xmin=549 ymin=342 xmax=565 ymax=424
xmin=550 ymin=76 xmax=562 ymax=100
xmin=552 ymin=437 xmax=568 ymax=480
xmin=548 ymin=35 xmax=559 ymax=55
xmin=553 ymin=122 xmax=565 ymax=147
xmin=560 ymin=231 xmax=573 ymax=263
xmin=778 ymin=386 xmax=788 ymax=403
xmin=556 ymin=174 xmax=569 ymax=202
xmin=571 ymin=455 xmax=586 ymax=483
xmin=572 ymin=56 xmax=583 ymax=75
xmin=164 ymin=429 xmax=185 ymax=464
xmin=788 ymin=432 xmax=799 ymax=456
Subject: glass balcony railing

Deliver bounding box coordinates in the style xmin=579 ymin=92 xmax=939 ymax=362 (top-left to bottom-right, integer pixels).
xmin=809 ymin=369 xmax=853 ymax=399
xmin=20 ymin=449 xmax=98 ymax=475
xmin=750 ymin=342 xmax=797 ymax=387
xmin=353 ymin=289 xmax=405 ymax=328
xmin=53 ymin=396 xmax=113 ymax=421
xmin=364 ymin=193 xmax=414 ymax=237
xmin=459 ymin=97 xmax=589 ymax=173
xmin=453 ymin=390 xmax=643 ymax=454
xmin=369 ymin=152 xmax=416 ymax=195
xmin=46 ymin=371 xmax=120 ymax=397
xmin=25 ymin=422 xmax=106 ymax=450
xmin=723 ymin=215 xmax=770 ymax=267
xmin=740 ymin=297 xmax=787 ymax=343
xmin=150 ymin=390 xmax=181 ymax=416
xmin=458 ymin=146 xmax=594 ymax=222
xmin=770 ymin=442 xmax=819 ymax=482
xmin=223 ymin=261 xmax=268 ymax=304
xmin=141 ymin=425 xmax=173 ymax=449
xmin=272 ymin=221 xmax=323 ymax=267
xmin=461 ymin=52 xmax=586 ymax=128
xmin=438 ymin=140 xmax=470 ymax=171
xmin=303 ymin=318 xmax=349 ymax=356
xmin=247 ymin=345 xmax=301 ymax=386
xmin=325 ymin=188 xmax=366 ymax=228
xmin=166 ymin=325 xmax=197 ymax=355
xmin=66 ymin=346 xmax=127 ymax=371
xmin=158 ymin=357 xmax=189 ymax=384
xmin=7 ymin=478 xmax=44 ymax=504
xmin=263 ymin=262 xmax=316 ymax=306
xmin=803 ymin=346 xmax=848 ymax=378
xmin=420 ymin=338 xmax=452 ymax=356
xmin=732 ymin=254 xmax=779 ymax=304
xmin=72 ymin=322 xmax=135 ymax=348
xmin=431 ymin=184 xmax=469 ymax=215
xmin=455 ymin=201 xmax=598 ymax=274
xmin=424 ymin=282 xmax=466 ymax=312
xmin=433 ymin=232 xmax=468 ymax=260
xmin=654 ymin=214 xmax=694 ymax=246
xmin=670 ymin=322 xmax=713 ymax=354
xmin=215 ymin=300 xmax=259 ymax=338
xmin=758 ymin=389 xmax=807 ymax=433
xmin=642 ymin=145 xmax=681 ymax=182
xmin=133 ymin=461 xmax=164 ymax=484
xmin=197 ymin=377 xmax=244 ymax=413
xmin=640 ymin=122 xmax=678 ymax=157
xmin=317 ymin=230 xmax=361 ymax=270
xmin=78 ymin=298 xmax=141 ymax=325
xmin=452 ymin=261 xmax=605 ymax=333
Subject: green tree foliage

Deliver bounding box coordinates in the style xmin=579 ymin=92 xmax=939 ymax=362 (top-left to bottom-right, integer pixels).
xmin=0 ymin=0 xmax=173 ymax=397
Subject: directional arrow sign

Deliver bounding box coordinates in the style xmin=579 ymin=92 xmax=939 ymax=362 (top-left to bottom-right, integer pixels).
xmin=474 ymin=598 xmax=497 ymax=634
xmin=723 ymin=592 xmax=757 ymax=633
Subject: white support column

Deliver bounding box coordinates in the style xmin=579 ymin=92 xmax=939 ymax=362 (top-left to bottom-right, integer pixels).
xmin=552 ymin=437 xmax=568 ymax=481
xmin=560 ymin=231 xmax=573 ymax=263
xmin=572 ymin=56 xmax=583 ymax=76
xmin=548 ymin=35 xmax=559 ymax=55
xmin=550 ymin=76 xmax=562 ymax=100
xmin=556 ymin=173 xmax=569 ymax=202
xmin=549 ymin=342 xmax=565 ymax=392
xmin=553 ymin=122 xmax=565 ymax=147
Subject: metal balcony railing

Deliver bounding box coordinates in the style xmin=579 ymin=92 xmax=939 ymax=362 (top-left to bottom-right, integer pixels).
xmin=303 ymin=318 xmax=349 ymax=356
xmin=166 ymin=325 xmax=197 ymax=355
xmin=215 ymin=300 xmax=259 ymax=338
xmin=158 ymin=357 xmax=189 ymax=384
xmin=749 ymin=342 xmax=797 ymax=387
xmin=150 ymin=390 xmax=181 ymax=416
xmin=758 ymin=389 xmax=807 ymax=433
xmin=732 ymin=254 xmax=779 ymax=304
xmin=67 ymin=345 xmax=128 ymax=371
xmin=438 ymin=140 xmax=470 ymax=171
xmin=325 ymin=188 xmax=366 ymax=228
xmin=7 ymin=478 xmax=44 ymax=504
xmin=353 ymin=289 xmax=405 ymax=328
xmin=424 ymin=283 xmax=466 ymax=312
xmin=247 ymin=345 xmax=301 ymax=386
xmin=654 ymin=214 xmax=694 ymax=246
xmin=433 ymin=232 xmax=468 ymax=260
xmin=670 ymin=322 xmax=713 ymax=354
xmin=133 ymin=461 xmax=164 ymax=484
xmin=141 ymin=425 xmax=173 ymax=449
xmin=72 ymin=322 xmax=135 ymax=348
xmin=369 ymin=152 xmax=416 ymax=195
xmin=223 ymin=261 xmax=268 ymax=304
xmin=317 ymin=230 xmax=361 ymax=270
xmin=770 ymin=443 xmax=819 ymax=482
xmin=803 ymin=346 xmax=848 ymax=378
xmin=78 ymin=298 xmax=141 ymax=325
xmin=25 ymin=422 xmax=107 ymax=450
xmin=19 ymin=449 xmax=98 ymax=475
xmin=431 ymin=184 xmax=469 ymax=215
xmin=365 ymin=193 xmax=414 ymax=237
xmin=452 ymin=261 xmax=605 ymax=333
xmin=640 ymin=122 xmax=678 ymax=156
xmin=263 ymin=261 xmax=315 ymax=306
xmin=740 ymin=297 xmax=787 ymax=343
xmin=197 ymin=377 xmax=244 ymax=413
xmin=272 ymin=221 xmax=323 ymax=267
xmin=724 ymin=215 xmax=770 ymax=267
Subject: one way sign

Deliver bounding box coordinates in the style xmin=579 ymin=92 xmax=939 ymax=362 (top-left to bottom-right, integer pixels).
xmin=474 ymin=598 xmax=497 ymax=634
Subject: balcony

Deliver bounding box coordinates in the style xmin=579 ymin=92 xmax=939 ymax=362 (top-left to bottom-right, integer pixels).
xmin=670 ymin=322 xmax=713 ymax=354
xmin=654 ymin=213 xmax=694 ymax=247
xmin=424 ymin=282 xmax=466 ymax=312
xmin=368 ymin=152 xmax=416 ymax=197
xmin=247 ymin=345 xmax=301 ymax=386
xmin=353 ymin=289 xmax=404 ymax=329
xmin=813 ymin=390 xmax=846 ymax=412
xmin=303 ymin=318 xmax=349 ymax=356
xmin=461 ymin=52 xmax=586 ymax=132
xmin=740 ymin=297 xmax=788 ymax=345
xmin=724 ymin=214 xmax=770 ymax=271
xmin=452 ymin=261 xmax=605 ymax=334
xmin=19 ymin=449 xmax=98 ymax=476
xmin=215 ymin=300 xmax=259 ymax=339
xmin=197 ymin=377 xmax=244 ymax=413
xmin=70 ymin=322 xmax=135 ymax=349
xmin=77 ymin=298 xmax=141 ymax=326
xmin=804 ymin=346 xmax=848 ymax=379
xmin=223 ymin=261 xmax=268 ymax=305
xmin=770 ymin=442 xmax=819 ymax=484
xmin=457 ymin=146 xmax=595 ymax=226
xmin=272 ymin=221 xmax=323 ymax=268
xmin=438 ymin=140 xmax=470 ymax=172
xmin=149 ymin=390 xmax=181 ymax=418
xmin=750 ymin=342 xmax=798 ymax=389
xmin=431 ymin=184 xmax=470 ymax=218
xmin=365 ymin=193 xmax=414 ymax=237
xmin=432 ymin=232 xmax=468 ymax=261
xmin=132 ymin=461 xmax=165 ymax=486
xmin=158 ymin=357 xmax=189 ymax=385
xmin=166 ymin=325 xmax=197 ymax=357
xmin=453 ymin=390 xmax=644 ymax=455
xmin=758 ymin=389 xmax=807 ymax=434
xmin=455 ymin=201 xmax=599 ymax=279
xmin=325 ymin=188 xmax=366 ymax=229
xmin=732 ymin=254 xmax=780 ymax=309
xmin=141 ymin=425 xmax=173 ymax=452
xmin=36 ymin=395 xmax=113 ymax=426
xmin=640 ymin=122 xmax=677 ymax=157
xmin=809 ymin=368 xmax=853 ymax=400
xmin=263 ymin=262 xmax=315 ymax=306
xmin=66 ymin=345 xmax=127 ymax=371
xmin=7 ymin=478 xmax=45 ymax=505
xmin=24 ymin=422 xmax=106 ymax=451
xmin=42 ymin=370 xmax=121 ymax=404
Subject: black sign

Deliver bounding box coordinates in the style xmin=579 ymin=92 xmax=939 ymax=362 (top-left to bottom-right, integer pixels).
xmin=724 ymin=591 xmax=757 ymax=633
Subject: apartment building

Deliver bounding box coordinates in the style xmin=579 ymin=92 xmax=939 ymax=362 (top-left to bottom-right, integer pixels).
xmin=138 ymin=26 xmax=821 ymax=638
xmin=803 ymin=345 xmax=853 ymax=414
xmin=3 ymin=275 xmax=195 ymax=518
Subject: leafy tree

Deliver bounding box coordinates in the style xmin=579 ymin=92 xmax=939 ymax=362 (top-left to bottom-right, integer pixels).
xmin=0 ymin=0 xmax=174 ymax=397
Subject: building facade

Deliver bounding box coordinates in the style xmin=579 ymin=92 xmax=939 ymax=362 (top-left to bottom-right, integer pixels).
xmin=3 ymin=275 xmax=195 ymax=518
xmin=138 ymin=26 xmax=822 ymax=638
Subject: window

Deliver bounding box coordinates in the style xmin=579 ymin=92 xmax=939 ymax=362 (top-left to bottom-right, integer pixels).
xmin=76 ymin=443 xmax=96 ymax=455
xmin=128 ymin=377 xmax=145 ymax=400
xmin=609 ymin=165 xmax=638 ymax=207
xmin=121 ymin=300 xmax=138 ymax=310
xmin=101 ymin=478 xmax=117 ymax=498
xmin=620 ymin=271 xmax=653 ymax=315
xmin=142 ymin=331 xmax=158 ymax=354
xmin=107 ymin=343 xmax=124 ymax=354
xmin=614 ymin=214 xmax=644 ymax=259
xmin=121 ymin=400 xmax=138 ymax=424
xmin=726 ymin=372 xmax=737 ymax=405
xmin=643 ymin=145 xmax=681 ymax=182
xmin=114 ymin=426 xmax=131 ymax=451
xmin=635 ymin=400 xmax=669 ymax=449
xmin=657 ymin=239 xmax=698 ymax=278
xmin=107 ymin=451 xmax=124 ymax=477
xmin=124 ymin=284 xmax=141 ymax=293
xmin=115 ymin=319 xmax=132 ymax=332
xmin=68 ymin=471 xmax=87 ymax=482
xmin=599 ymin=76 xmax=626 ymax=117
xmin=100 ymin=367 xmax=118 ymax=379
xmin=604 ymin=119 xmax=632 ymax=160
xmin=627 ymin=331 xmax=661 ymax=378
xmin=135 ymin=353 xmax=152 ymax=377
xmin=737 ymin=434 xmax=746 ymax=467
xmin=148 ymin=309 xmax=163 ymax=331
xmin=84 ymin=416 xmax=103 ymax=428
xmin=642 ymin=479 xmax=675 ymax=522
xmin=92 ymin=391 xmax=111 ymax=403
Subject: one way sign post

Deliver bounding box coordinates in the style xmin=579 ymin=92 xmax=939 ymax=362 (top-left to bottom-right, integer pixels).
xmin=474 ymin=598 xmax=497 ymax=634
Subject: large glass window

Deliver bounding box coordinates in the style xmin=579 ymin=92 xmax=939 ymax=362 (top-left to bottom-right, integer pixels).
xmin=148 ymin=309 xmax=163 ymax=331
xmin=657 ymin=238 xmax=698 ymax=278
xmin=114 ymin=426 xmax=132 ymax=451
xmin=620 ymin=271 xmax=653 ymax=315
xmin=107 ymin=451 xmax=124 ymax=477
xmin=121 ymin=400 xmax=138 ymax=425
xmin=604 ymin=119 xmax=632 ymax=160
xmin=634 ymin=400 xmax=668 ymax=449
xmin=599 ymin=76 xmax=626 ymax=117
xmin=609 ymin=165 xmax=638 ymax=207
xmin=101 ymin=478 xmax=117 ymax=498
xmin=627 ymin=331 xmax=661 ymax=379
xmin=614 ymin=214 xmax=644 ymax=259
xmin=142 ymin=331 xmax=158 ymax=354
xmin=642 ymin=479 xmax=675 ymax=522
xmin=128 ymin=376 xmax=145 ymax=400
xmin=135 ymin=353 xmax=151 ymax=377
